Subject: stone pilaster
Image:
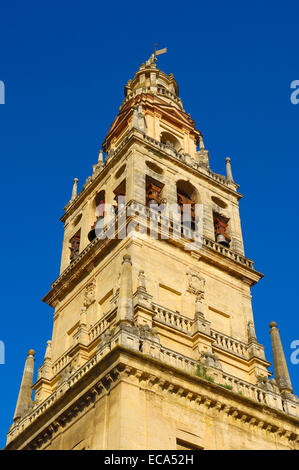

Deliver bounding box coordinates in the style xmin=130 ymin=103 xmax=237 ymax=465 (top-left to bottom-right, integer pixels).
xmin=192 ymin=294 xmax=213 ymax=359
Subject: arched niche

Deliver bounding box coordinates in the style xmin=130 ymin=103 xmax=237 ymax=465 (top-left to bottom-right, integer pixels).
xmin=145 ymin=160 xmax=164 ymax=175
xmin=72 ymin=212 xmax=82 ymax=227
xmin=160 ymin=131 xmax=182 ymax=152
xmin=211 ymin=195 xmax=227 ymax=209
xmin=176 ymin=180 xmax=199 ymax=230
xmin=115 ymin=163 xmax=126 ymax=180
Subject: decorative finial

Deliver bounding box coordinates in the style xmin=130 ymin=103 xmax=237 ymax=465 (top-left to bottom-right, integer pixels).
xmin=225 ymin=157 xmax=234 ymax=183
xmin=71 ymin=178 xmax=79 ymax=201
xmin=248 ymin=321 xmax=258 ymax=344
xmin=199 ymin=135 xmax=205 ymax=150
xmin=269 ymin=321 xmax=293 ymax=395
xmin=13 ymin=349 xmax=36 ymax=422
xmin=98 ymin=150 xmax=104 ymax=164
xmin=146 ymin=45 xmax=167 ymax=65
xmin=44 ymin=341 xmax=52 ymax=361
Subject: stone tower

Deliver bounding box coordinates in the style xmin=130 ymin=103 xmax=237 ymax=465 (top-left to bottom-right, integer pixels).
xmin=6 ymin=54 xmax=299 ymax=450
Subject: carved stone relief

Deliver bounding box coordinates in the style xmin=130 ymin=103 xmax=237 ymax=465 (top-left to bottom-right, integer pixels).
xmin=186 ymin=270 xmax=205 ymax=295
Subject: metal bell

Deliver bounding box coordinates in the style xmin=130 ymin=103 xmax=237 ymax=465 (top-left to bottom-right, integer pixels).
xmin=217 ymin=234 xmax=229 ymax=246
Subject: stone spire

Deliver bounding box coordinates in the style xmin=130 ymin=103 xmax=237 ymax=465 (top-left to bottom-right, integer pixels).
xmin=117 ymin=254 xmax=134 ymax=325
xmin=71 ymin=178 xmax=79 ymax=201
xmin=13 ymin=350 xmax=35 ymax=422
xmin=225 ymin=157 xmax=234 ymax=183
xmin=269 ymin=321 xmax=293 ymax=395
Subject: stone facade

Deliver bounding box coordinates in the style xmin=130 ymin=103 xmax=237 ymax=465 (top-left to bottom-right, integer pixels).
xmin=5 ymin=54 xmax=299 ymax=450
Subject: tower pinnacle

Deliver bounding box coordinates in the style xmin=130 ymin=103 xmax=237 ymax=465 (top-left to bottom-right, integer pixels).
xmin=225 ymin=157 xmax=234 ymax=183
xmin=13 ymin=349 xmax=35 ymax=422
xmin=269 ymin=321 xmax=293 ymax=395
xmin=71 ymin=178 xmax=79 ymax=201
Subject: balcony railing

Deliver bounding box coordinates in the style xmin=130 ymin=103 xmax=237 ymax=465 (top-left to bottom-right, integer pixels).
xmin=211 ymin=330 xmax=249 ymax=358
xmin=152 ymin=303 xmax=193 ymax=334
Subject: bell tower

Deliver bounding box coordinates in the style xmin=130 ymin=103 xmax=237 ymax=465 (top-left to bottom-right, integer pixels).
xmin=6 ymin=54 xmax=299 ymax=450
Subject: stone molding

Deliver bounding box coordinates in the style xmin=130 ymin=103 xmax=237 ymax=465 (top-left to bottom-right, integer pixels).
xmin=6 ymin=348 xmax=299 ymax=450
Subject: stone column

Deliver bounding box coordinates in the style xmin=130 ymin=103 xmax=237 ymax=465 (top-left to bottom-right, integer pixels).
xmin=13 ymin=350 xmax=35 ymax=422
xmin=269 ymin=321 xmax=293 ymax=395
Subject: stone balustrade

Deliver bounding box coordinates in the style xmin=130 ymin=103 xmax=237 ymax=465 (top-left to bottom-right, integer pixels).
xmin=156 ymin=86 xmax=182 ymax=105
xmin=52 ymin=352 xmax=70 ymax=376
xmin=88 ymin=312 xmax=113 ymax=342
xmin=152 ymin=303 xmax=193 ymax=334
xmin=203 ymin=237 xmax=254 ymax=269
xmin=50 ymin=312 xmax=114 ymax=378
xmin=152 ymin=344 xmax=284 ymax=412
xmin=211 ymin=329 xmax=249 ymax=358
xmin=119 ymin=85 xmax=183 ymax=110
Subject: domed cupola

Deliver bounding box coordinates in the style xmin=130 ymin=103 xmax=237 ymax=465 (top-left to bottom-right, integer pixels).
xmin=122 ymin=53 xmax=183 ymax=111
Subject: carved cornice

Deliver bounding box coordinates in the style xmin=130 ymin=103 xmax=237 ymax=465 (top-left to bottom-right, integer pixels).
xmin=5 ymin=347 xmax=299 ymax=450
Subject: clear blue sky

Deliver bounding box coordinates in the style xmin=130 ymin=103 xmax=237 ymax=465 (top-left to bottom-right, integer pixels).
xmin=0 ymin=0 xmax=298 ymax=447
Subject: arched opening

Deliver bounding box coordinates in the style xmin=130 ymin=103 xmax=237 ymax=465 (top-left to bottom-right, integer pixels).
xmin=146 ymin=175 xmax=164 ymax=209
xmin=176 ymin=180 xmax=198 ymax=231
xmin=113 ymin=179 xmax=126 ymax=215
xmin=88 ymin=190 xmax=105 ymax=242
xmin=95 ymin=191 xmax=105 ymax=218
xmin=213 ymin=212 xmax=231 ymax=247
xmin=160 ymin=131 xmax=182 ymax=152
xmin=69 ymin=229 xmax=81 ymax=262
